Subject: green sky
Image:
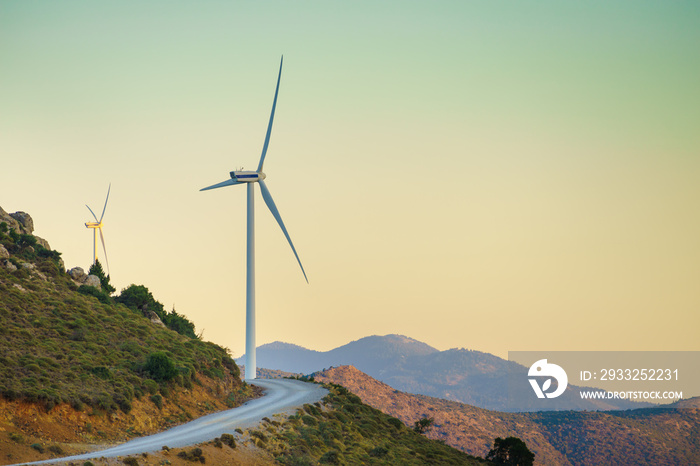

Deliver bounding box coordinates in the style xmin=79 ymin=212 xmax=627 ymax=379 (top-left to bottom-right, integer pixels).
xmin=1 ymin=1 xmax=698 ymax=360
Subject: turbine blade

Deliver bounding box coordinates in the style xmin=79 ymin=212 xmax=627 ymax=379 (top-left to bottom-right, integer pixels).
xmin=98 ymin=227 xmax=110 ymax=277
xmin=256 ymin=56 xmax=283 ymax=173
xmin=258 ymin=179 xmax=308 ymax=283
xmin=99 ymin=183 xmax=111 ymax=222
xmin=86 ymin=204 xmax=99 ymax=222
xmin=200 ymin=178 xmax=242 ymax=191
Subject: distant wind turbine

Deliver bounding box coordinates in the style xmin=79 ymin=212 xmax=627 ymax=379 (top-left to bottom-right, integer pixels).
xmin=85 ymin=183 xmax=111 ymax=275
xmin=200 ymin=56 xmax=307 ymax=380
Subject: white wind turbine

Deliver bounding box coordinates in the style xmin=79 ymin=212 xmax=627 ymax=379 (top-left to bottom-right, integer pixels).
xmin=200 ymin=56 xmax=307 ymax=380
xmin=84 ymin=183 xmax=111 ymax=275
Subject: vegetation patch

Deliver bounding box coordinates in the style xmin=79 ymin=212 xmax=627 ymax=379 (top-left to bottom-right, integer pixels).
xmin=265 ymin=383 xmax=489 ymax=465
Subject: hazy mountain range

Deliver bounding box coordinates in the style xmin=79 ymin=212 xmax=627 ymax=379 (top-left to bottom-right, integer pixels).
xmin=238 ymin=334 xmax=650 ymax=411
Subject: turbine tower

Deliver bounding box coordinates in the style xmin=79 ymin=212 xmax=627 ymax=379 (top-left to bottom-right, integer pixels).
xmin=84 ymin=183 xmax=111 ymax=275
xmin=200 ymin=56 xmax=307 ymax=380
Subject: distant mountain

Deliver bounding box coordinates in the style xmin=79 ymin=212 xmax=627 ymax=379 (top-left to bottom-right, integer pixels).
xmin=241 ymin=334 xmax=649 ymax=411
xmin=240 ymin=334 xmax=438 ymax=376
xmin=313 ymin=366 xmax=700 ymax=466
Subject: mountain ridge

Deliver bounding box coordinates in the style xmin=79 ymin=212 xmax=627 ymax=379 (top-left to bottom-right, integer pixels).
xmin=241 ymin=335 xmax=650 ymax=411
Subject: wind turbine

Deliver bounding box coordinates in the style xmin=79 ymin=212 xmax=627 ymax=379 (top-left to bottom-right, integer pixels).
xmin=200 ymin=56 xmax=307 ymax=380
xmin=85 ymin=183 xmax=111 ymax=275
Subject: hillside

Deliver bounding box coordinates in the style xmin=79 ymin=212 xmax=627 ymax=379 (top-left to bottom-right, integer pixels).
xmin=0 ymin=208 xmax=488 ymax=466
xmin=0 ymin=208 xmax=254 ymax=464
xmin=242 ymin=335 xmax=647 ymax=411
xmin=313 ymin=365 xmax=700 ymax=466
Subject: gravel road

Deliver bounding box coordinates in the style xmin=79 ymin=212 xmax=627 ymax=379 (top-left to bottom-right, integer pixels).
xmin=13 ymin=378 xmax=327 ymax=465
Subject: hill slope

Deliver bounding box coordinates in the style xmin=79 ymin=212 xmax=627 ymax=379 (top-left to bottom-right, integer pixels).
xmin=0 ymin=208 xmax=253 ymax=464
xmin=313 ymin=365 xmax=700 ymax=466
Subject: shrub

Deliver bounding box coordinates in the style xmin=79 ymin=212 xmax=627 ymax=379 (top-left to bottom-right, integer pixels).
xmin=77 ymin=285 xmax=111 ymax=304
xmin=163 ymin=308 xmax=197 ymax=339
xmin=143 ymin=379 xmax=158 ymax=395
xmin=9 ymin=432 xmax=23 ymax=443
xmin=177 ymin=447 xmax=205 ymax=462
xmin=30 ymin=443 xmax=45 ymax=453
xmin=144 ymin=352 xmax=178 ymax=382
xmin=220 ymin=433 xmax=236 ymax=448
xmin=369 ymin=446 xmax=389 ymax=458
xmin=387 ymin=417 xmax=404 ymax=430
xmin=48 ymin=445 xmax=64 ymax=454
xmin=91 ymin=366 xmax=112 ymax=380
xmin=302 ymin=415 xmax=318 ymax=426
xmin=150 ymin=394 xmax=163 ymax=409
xmin=122 ymin=458 xmax=139 ymax=466
xmin=319 ymin=450 xmax=341 ymax=464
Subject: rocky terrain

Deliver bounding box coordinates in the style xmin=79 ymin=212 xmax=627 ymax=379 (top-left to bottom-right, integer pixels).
xmin=312 ymin=365 xmax=700 ymax=466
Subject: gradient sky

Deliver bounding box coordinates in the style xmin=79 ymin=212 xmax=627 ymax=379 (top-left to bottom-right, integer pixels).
xmin=1 ymin=1 xmax=698 ymax=360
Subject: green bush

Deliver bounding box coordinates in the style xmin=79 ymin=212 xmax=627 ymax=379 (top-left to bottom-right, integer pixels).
xmin=220 ymin=433 xmax=236 ymax=448
xmin=144 ymin=352 xmax=178 ymax=382
xmin=143 ymin=379 xmax=158 ymax=395
xmin=150 ymin=394 xmax=163 ymax=409
xmin=319 ymin=450 xmax=341 ymax=464
xmin=48 ymin=444 xmax=64 ymax=454
xmin=30 ymin=443 xmax=45 ymax=453
xmin=302 ymin=415 xmax=318 ymax=426
xmin=77 ymin=285 xmax=111 ymax=304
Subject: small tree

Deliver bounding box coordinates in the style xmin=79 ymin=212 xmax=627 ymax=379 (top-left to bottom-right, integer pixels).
xmin=88 ymin=260 xmax=115 ymax=294
xmin=413 ymin=417 xmax=434 ymax=434
xmin=486 ymin=436 xmax=535 ymax=466
xmin=162 ymin=308 xmax=197 ymax=339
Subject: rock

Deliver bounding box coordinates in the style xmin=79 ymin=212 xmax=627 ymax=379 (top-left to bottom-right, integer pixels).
xmin=84 ymin=275 xmax=101 ymax=290
xmin=34 ymin=236 xmax=51 ymax=251
xmin=9 ymin=211 xmax=34 ymax=234
xmin=2 ymin=259 xmax=17 ymax=272
xmin=68 ymin=267 xmax=87 ymax=282
xmin=0 ymin=206 xmax=23 ymax=234
xmin=0 ymin=244 xmax=8 ymax=259
xmin=145 ymin=310 xmax=166 ymax=327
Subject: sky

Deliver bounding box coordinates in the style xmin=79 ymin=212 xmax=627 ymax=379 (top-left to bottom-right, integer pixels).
xmin=1 ymin=1 xmax=699 ymax=361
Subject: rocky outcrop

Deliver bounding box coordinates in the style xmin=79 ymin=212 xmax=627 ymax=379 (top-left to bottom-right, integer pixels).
xmin=21 ymin=262 xmax=47 ymax=281
xmin=0 ymin=207 xmax=33 ymax=235
xmin=9 ymin=211 xmax=34 ymax=234
xmin=1 ymin=207 xmax=52 ymax=253
xmin=67 ymin=267 xmax=101 ymax=290
xmin=34 ymin=236 xmax=51 ymax=251
xmin=0 ymin=244 xmax=8 ymax=260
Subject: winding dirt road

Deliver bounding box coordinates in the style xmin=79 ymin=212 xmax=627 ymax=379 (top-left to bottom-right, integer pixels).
xmin=13 ymin=379 xmax=327 ymax=465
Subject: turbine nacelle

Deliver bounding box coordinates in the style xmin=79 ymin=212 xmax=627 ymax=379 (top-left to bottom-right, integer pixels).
xmin=230 ymin=170 xmax=266 ymax=183
xmin=85 ymin=221 xmax=102 ymax=228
